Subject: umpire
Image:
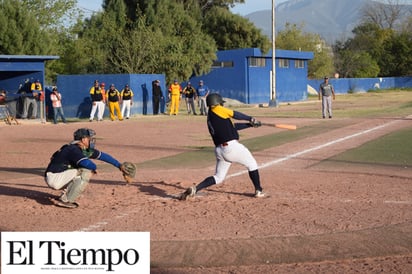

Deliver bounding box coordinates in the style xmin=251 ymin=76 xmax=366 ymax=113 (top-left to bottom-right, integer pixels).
xmin=44 ymin=128 xmax=123 ymax=208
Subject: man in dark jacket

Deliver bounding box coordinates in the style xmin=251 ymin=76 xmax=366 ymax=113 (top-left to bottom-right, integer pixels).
xmin=152 ymin=80 xmax=164 ymax=115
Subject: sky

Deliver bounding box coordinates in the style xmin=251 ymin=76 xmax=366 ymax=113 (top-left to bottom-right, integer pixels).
xmin=77 ymin=0 xmax=412 ymax=16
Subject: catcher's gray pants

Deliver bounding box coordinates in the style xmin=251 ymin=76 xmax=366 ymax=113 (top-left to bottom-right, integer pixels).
xmin=322 ymin=95 xmax=332 ymax=118
xmin=45 ymin=168 xmax=92 ymax=203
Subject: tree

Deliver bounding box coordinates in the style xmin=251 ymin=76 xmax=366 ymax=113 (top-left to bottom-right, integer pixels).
xmin=72 ymin=0 xmax=217 ymax=81
xmin=380 ymin=31 xmax=412 ymax=76
xmin=276 ymin=23 xmax=334 ymax=79
xmin=21 ymin=0 xmax=78 ymax=30
xmin=123 ymin=0 xmax=268 ymax=53
xmin=361 ymin=0 xmax=404 ymax=30
xmin=202 ymin=7 xmax=270 ymax=52
xmin=334 ymin=0 xmax=412 ymax=78
xmin=333 ymin=48 xmax=380 ymax=78
xmin=140 ymin=0 xmax=217 ymax=80
xmin=0 ymin=0 xmax=45 ymax=55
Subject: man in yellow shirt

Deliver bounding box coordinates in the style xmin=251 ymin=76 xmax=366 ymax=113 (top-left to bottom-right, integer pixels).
xmin=106 ymin=84 xmax=123 ymax=121
xmin=168 ymin=79 xmax=182 ymax=115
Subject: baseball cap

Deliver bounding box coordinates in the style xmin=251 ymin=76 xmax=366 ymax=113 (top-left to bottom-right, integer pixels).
xmin=324 ymin=76 xmax=329 ymax=79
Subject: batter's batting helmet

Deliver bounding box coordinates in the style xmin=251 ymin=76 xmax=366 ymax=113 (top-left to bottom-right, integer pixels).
xmin=73 ymin=128 xmax=96 ymax=140
xmin=206 ymin=93 xmax=225 ymax=107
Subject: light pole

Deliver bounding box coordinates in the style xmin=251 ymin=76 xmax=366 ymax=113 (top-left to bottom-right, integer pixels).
xmin=269 ymin=0 xmax=278 ymax=107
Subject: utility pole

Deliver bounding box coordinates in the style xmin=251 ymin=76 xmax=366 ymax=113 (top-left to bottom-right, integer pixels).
xmin=269 ymin=0 xmax=278 ymax=107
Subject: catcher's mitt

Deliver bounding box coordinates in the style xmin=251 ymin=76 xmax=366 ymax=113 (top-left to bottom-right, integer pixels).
xmin=120 ymin=162 xmax=136 ymax=183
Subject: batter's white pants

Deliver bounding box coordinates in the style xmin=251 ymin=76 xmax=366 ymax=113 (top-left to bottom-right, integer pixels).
xmin=89 ymin=101 xmax=105 ymax=121
xmin=121 ymin=100 xmax=132 ymax=118
xmin=213 ymin=140 xmax=258 ymax=184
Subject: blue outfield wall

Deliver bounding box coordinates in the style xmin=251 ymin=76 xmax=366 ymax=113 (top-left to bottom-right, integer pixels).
xmin=56 ymin=74 xmax=166 ymax=118
xmin=308 ymin=77 xmax=412 ymax=95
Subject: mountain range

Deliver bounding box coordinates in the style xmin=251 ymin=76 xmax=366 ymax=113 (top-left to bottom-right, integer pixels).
xmin=245 ymin=0 xmax=412 ymax=43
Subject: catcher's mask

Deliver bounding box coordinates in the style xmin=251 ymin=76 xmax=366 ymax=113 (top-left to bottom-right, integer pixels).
xmin=206 ymin=93 xmax=225 ymax=107
xmin=73 ymin=128 xmax=96 ymax=149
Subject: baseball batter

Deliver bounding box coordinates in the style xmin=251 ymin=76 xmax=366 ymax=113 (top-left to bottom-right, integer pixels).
xmin=180 ymin=93 xmax=265 ymax=200
xmin=44 ymin=128 xmax=124 ymax=208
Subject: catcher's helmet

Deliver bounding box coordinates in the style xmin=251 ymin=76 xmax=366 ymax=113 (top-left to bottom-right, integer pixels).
xmin=73 ymin=128 xmax=96 ymax=140
xmin=206 ymin=93 xmax=225 ymax=107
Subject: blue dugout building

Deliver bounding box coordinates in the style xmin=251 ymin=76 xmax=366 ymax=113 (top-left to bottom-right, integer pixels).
xmin=189 ymin=48 xmax=314 ymax=104
xmin=0 ymin=55 xmax=59 ymax=118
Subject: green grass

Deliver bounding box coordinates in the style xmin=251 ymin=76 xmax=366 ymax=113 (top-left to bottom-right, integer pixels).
xmin=329 ymin=127 xmax=412 ymax=167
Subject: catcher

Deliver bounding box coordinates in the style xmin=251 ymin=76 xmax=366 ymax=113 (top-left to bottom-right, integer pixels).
xmin=44 ymin=128 xmax=136 ymax=208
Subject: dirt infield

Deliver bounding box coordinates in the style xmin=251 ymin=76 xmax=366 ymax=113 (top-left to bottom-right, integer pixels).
xmin=1 ymin=103 xmax=412 ymax=273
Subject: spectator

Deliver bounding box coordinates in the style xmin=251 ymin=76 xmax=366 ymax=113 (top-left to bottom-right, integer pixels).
xmin=21 ymin=79 xmax=41 ymax=119
xmin=89 ymin=80 xmax=105 ymax=122
xmin=152 ymin=80 xmax=164 ymax=115
xmin=182 ymin=82 xmax=197 ymax=115
xmin=106 ymin=84 xmax=123 ymax=121
xmin=121 ymin=84 xmax=134 ymax=119
xmin=196 ymin=80 xmax=209 ymax=115
xmin=50 ymin=86 xmax=67 ymax=124
xmin=168 ymin=79 xmax=182 ymax=116
xmin=0 ymin=89 xmax=6 ymax=104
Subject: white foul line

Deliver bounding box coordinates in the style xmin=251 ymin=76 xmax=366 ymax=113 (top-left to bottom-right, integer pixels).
xmin=227 ymin=121 xmax=395 ymax=178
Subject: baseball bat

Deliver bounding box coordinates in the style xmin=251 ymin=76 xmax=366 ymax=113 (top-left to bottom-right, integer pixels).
xmin=261 ymin=122 xmax=297 ymax=130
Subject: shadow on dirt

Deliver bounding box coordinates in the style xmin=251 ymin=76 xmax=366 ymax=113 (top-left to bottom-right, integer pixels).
xmin=0 ymin=166 xmax=45 ymax=177
xmin=0 ymin=182 xmax=53 ymax=206
xmin=91 ymin=179 xmax=184 ymax=199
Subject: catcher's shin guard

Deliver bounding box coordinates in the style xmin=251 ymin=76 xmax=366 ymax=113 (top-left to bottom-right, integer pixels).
xmin=65 ymin=169 xmax=92 ymax=203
